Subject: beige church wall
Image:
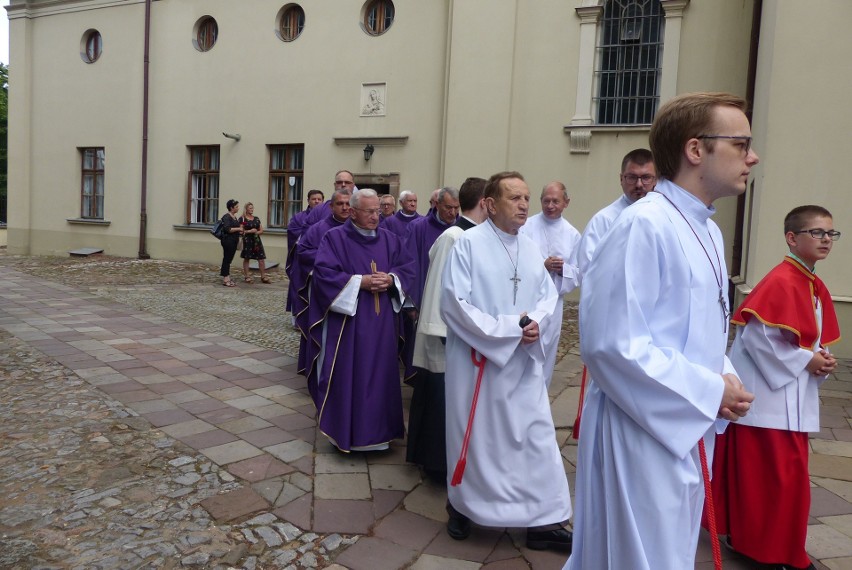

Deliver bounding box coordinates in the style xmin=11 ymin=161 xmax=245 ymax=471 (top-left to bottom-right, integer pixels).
xmin=747 ymin=0 xmax=852 ymax=357
xmin=8 ymin=2 xmax=145 ymax=257
xmin=139 ymin=0 xmax=451 ymax=264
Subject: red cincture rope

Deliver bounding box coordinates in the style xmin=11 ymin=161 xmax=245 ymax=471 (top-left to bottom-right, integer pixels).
xmin=699 ymin=437 xmax=722 ymax=570
xmin=571 ymin=365 xmax=588 ymax=440
xmin=451 ymin=348 xmax=487 ymax=486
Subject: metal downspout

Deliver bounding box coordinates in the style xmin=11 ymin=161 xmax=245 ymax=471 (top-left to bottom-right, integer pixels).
xmin=138 ymin=0 xmax=151 ymax=259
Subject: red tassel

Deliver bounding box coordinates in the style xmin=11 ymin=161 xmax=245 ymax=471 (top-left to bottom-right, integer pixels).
xmin=451 ymin=349 xmax=487 ymax=487
xmin=450 ymin=458 xmax=466 ymax=486
xmin=571 ymin=365 xmax=588 ymax=440
xmin=699 ymin=438 xmax=722 ymax=570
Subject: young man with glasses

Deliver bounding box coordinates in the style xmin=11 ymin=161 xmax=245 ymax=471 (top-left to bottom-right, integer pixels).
xmin=577 ymin=148 xmax=656 ymax=276
xmin=567 ymin=93 xmax=758 ymax=569
xmin=710 ymin=205 xmax=840 ymax=570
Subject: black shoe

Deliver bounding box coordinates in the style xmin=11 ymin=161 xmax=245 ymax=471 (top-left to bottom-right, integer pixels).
xmin=446 ymin=513 xmax=471 ymax=540
xmin=526 ymin=527 xmax=573 ymax=551
xmin=773 ymin=565 xmax=816 ymax=570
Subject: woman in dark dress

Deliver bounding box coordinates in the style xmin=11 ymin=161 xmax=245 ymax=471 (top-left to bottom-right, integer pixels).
xmin=219 ymin=199 xmax=243 ymax=287
xmin=239 ymin=202 xmax=271 ymax=283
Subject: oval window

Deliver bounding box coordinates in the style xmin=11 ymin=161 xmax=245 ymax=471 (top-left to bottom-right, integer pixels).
xmin=363 ymin=0 xmax=394 ymax=36
xmin=81 ymin=30 xmax=102 ymax=63
xmin=195 ymin=16 xmax=218 ymax=52
xmin=279 ymin=5 xmax=305 ymax=42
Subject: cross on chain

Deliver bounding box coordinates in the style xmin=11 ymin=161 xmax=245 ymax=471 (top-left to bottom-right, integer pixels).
xmin=510 ymin=269 xmax=521 ymax=305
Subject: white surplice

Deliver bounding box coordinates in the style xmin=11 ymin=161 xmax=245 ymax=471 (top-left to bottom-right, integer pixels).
xmin=576 ymin=194 xmax=631 ymax=278
xmin=441 ymin=221 xmax=572 ymax=527
xmin=412 ymin=225 xmax=464 ymax=372
xmin=730 ymin=319 xmax=825 ymax=432
xmin=566 ymin=179 xmax=734 ymax=570
xmin=519 ymin=213 xmax=581 ymax=385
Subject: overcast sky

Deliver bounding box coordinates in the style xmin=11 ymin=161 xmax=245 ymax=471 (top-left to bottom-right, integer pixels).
xmin=1 ymin=1 xmax=8 ymax=66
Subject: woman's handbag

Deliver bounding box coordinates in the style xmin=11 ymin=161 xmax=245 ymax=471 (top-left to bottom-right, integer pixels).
xmin=210 ymin=220 xmax=225 ymax=240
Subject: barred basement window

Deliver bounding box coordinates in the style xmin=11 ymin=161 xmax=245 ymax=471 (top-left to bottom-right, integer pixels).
xmin=595 ymin=0 xmax=663 ymax=125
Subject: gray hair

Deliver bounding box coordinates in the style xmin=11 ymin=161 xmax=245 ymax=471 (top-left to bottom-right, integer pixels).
xmin=350 ymin=188 xmax=378 ymax=208
xmin=437 ymin=186 xmax=459 ymax=203
xmin=380 ymin=194 xmax=396 ymax=205
xmin=541 ymin=181 xmax=569 ymax=203
xmin=332 ymin=188 xmax=351 ymax=202
xmin=399 ymin=190 xmax=416 ymax=202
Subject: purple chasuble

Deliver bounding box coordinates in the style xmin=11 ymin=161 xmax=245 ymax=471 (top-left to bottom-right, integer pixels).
xmin=293 ymin=215 xmax=345 ymax=374
xmin=399 ymin=213 xmax=453 ymax=379
xmin=308 ymin=221 xmax=416 ymax=451
xmin=304 ymin=200 xmax=332 ymax=226
xmin=285 ymin=208 xmax=312 ymax=311
xmin=381 ymin=209 xmax=422 ymax=237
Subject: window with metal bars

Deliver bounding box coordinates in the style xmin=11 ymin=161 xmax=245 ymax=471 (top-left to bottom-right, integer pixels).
xmin=80 ymin=148 xmax=105 ymax=219
xmin=595 ymin=0 xmax=663 ymax=125
xmin=268 ymin=145 xmax=305 ymax=228
xmin=280 ymin=5 xmax=305 ymax=41
xmin=364 ymin=0 xmax=394 ymax=36
xmin=188 ymin=146 xmax=220 ymax=224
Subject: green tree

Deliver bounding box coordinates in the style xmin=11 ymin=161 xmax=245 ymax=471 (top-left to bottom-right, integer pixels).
xmin=0 ymin=62 xmax=7 ymax=223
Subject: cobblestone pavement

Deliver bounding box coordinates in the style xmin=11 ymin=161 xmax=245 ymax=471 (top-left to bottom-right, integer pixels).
xmin=1 ymin=251 xmax=851 ymax=570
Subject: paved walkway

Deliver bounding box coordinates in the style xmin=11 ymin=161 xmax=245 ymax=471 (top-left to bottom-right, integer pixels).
xmin=1 ymin=255 xmax=851 ymax=569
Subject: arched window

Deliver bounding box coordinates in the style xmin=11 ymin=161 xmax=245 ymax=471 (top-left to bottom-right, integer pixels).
xmin=82 ymin=30 xmax=102 ymax=63
xmin=280 ymin=5 xmax=305 ymax=42
xmin=364 ymin=0 xmax=394 ymax=36
xmin=595 ymin=0 xmax=663 ymax=124
xmin=196 ymin=17 xmax=218 ymax=52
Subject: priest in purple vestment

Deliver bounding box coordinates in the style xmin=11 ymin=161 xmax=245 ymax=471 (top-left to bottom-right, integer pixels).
xmin=381 ymin=190 xmax=421 ymax=236
xmin=292 ymin=189 xmax=351 ymax=378
xmin=399 ymin=187 xmax=459 ymax=380
xmin=308 ymin=189 xmax=416 ymax=452
xmin=285 ymin=189 xmax=324 ymax=312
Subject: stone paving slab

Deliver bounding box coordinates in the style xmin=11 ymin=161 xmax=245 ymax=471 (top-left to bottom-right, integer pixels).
xmin=2 ymin=254 xmax=852 ymax=569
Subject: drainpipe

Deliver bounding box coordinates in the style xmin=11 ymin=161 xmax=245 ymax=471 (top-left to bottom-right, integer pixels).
xmin=731 ymin=0 xmax=761 ymax=279
xmin=138 ymin=0 xmax=152 ymax=259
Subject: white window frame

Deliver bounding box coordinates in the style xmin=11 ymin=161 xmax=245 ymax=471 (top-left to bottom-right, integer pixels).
xmin=566 ymin=0 xmax=690 ymax=153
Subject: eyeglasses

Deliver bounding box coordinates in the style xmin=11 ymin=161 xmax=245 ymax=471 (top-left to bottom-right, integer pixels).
xmin=622 ymin=174 xmax=657 ymax=185
xmin=353 ymin=207 xmax=380 ymax=216
xmin=794 ymin=229 xmax=841 ymax=241
xmin=697 ymin=135 xmax=753 ymax=155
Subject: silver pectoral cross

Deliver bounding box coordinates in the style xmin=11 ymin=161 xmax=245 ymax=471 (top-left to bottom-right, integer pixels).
xmin=718 ymin=288 xmax=730 ymax=333
xmin=510 ymin=270 xmax=521 ymax=305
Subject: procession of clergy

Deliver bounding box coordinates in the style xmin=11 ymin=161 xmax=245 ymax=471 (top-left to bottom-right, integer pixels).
xmin=283 ymin=93 xmax=830 ymax=570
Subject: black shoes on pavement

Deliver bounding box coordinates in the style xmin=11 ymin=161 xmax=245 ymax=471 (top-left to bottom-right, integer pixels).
xmin=445 ymin=503 xmax=572 ymax=553
xmin=525 ymin=527 xmax=573 ymax=551
xmin=446 ymin=512 xmax=471 ymax=540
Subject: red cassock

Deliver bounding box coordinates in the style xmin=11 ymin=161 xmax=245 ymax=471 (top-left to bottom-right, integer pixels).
xmin=706 ymin=257 xmax=840 ymax=568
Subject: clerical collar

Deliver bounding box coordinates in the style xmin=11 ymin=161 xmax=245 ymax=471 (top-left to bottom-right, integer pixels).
xmin=654 ymin=179 xmax=716 ymax=222
xmin=786 ymin=253 xmax=815 ymax=273
xmin=432 ymin=211 xmax=450 ymax=226
xmin=542 ymin=215 xmax=563 ymax=225
xmin=352 ymin=224 xmax=377 ymax=237
xmin=400 ymin=211 xmax=417 ymax=218
xmin=332 ymin=215 xmax=347 ymax=223
xmin=460 ymin=215 xmax=477 ymax=225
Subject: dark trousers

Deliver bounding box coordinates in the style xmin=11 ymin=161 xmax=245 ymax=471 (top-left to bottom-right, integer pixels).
xmin=220 ymin=237 xmax=238 ymax=277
